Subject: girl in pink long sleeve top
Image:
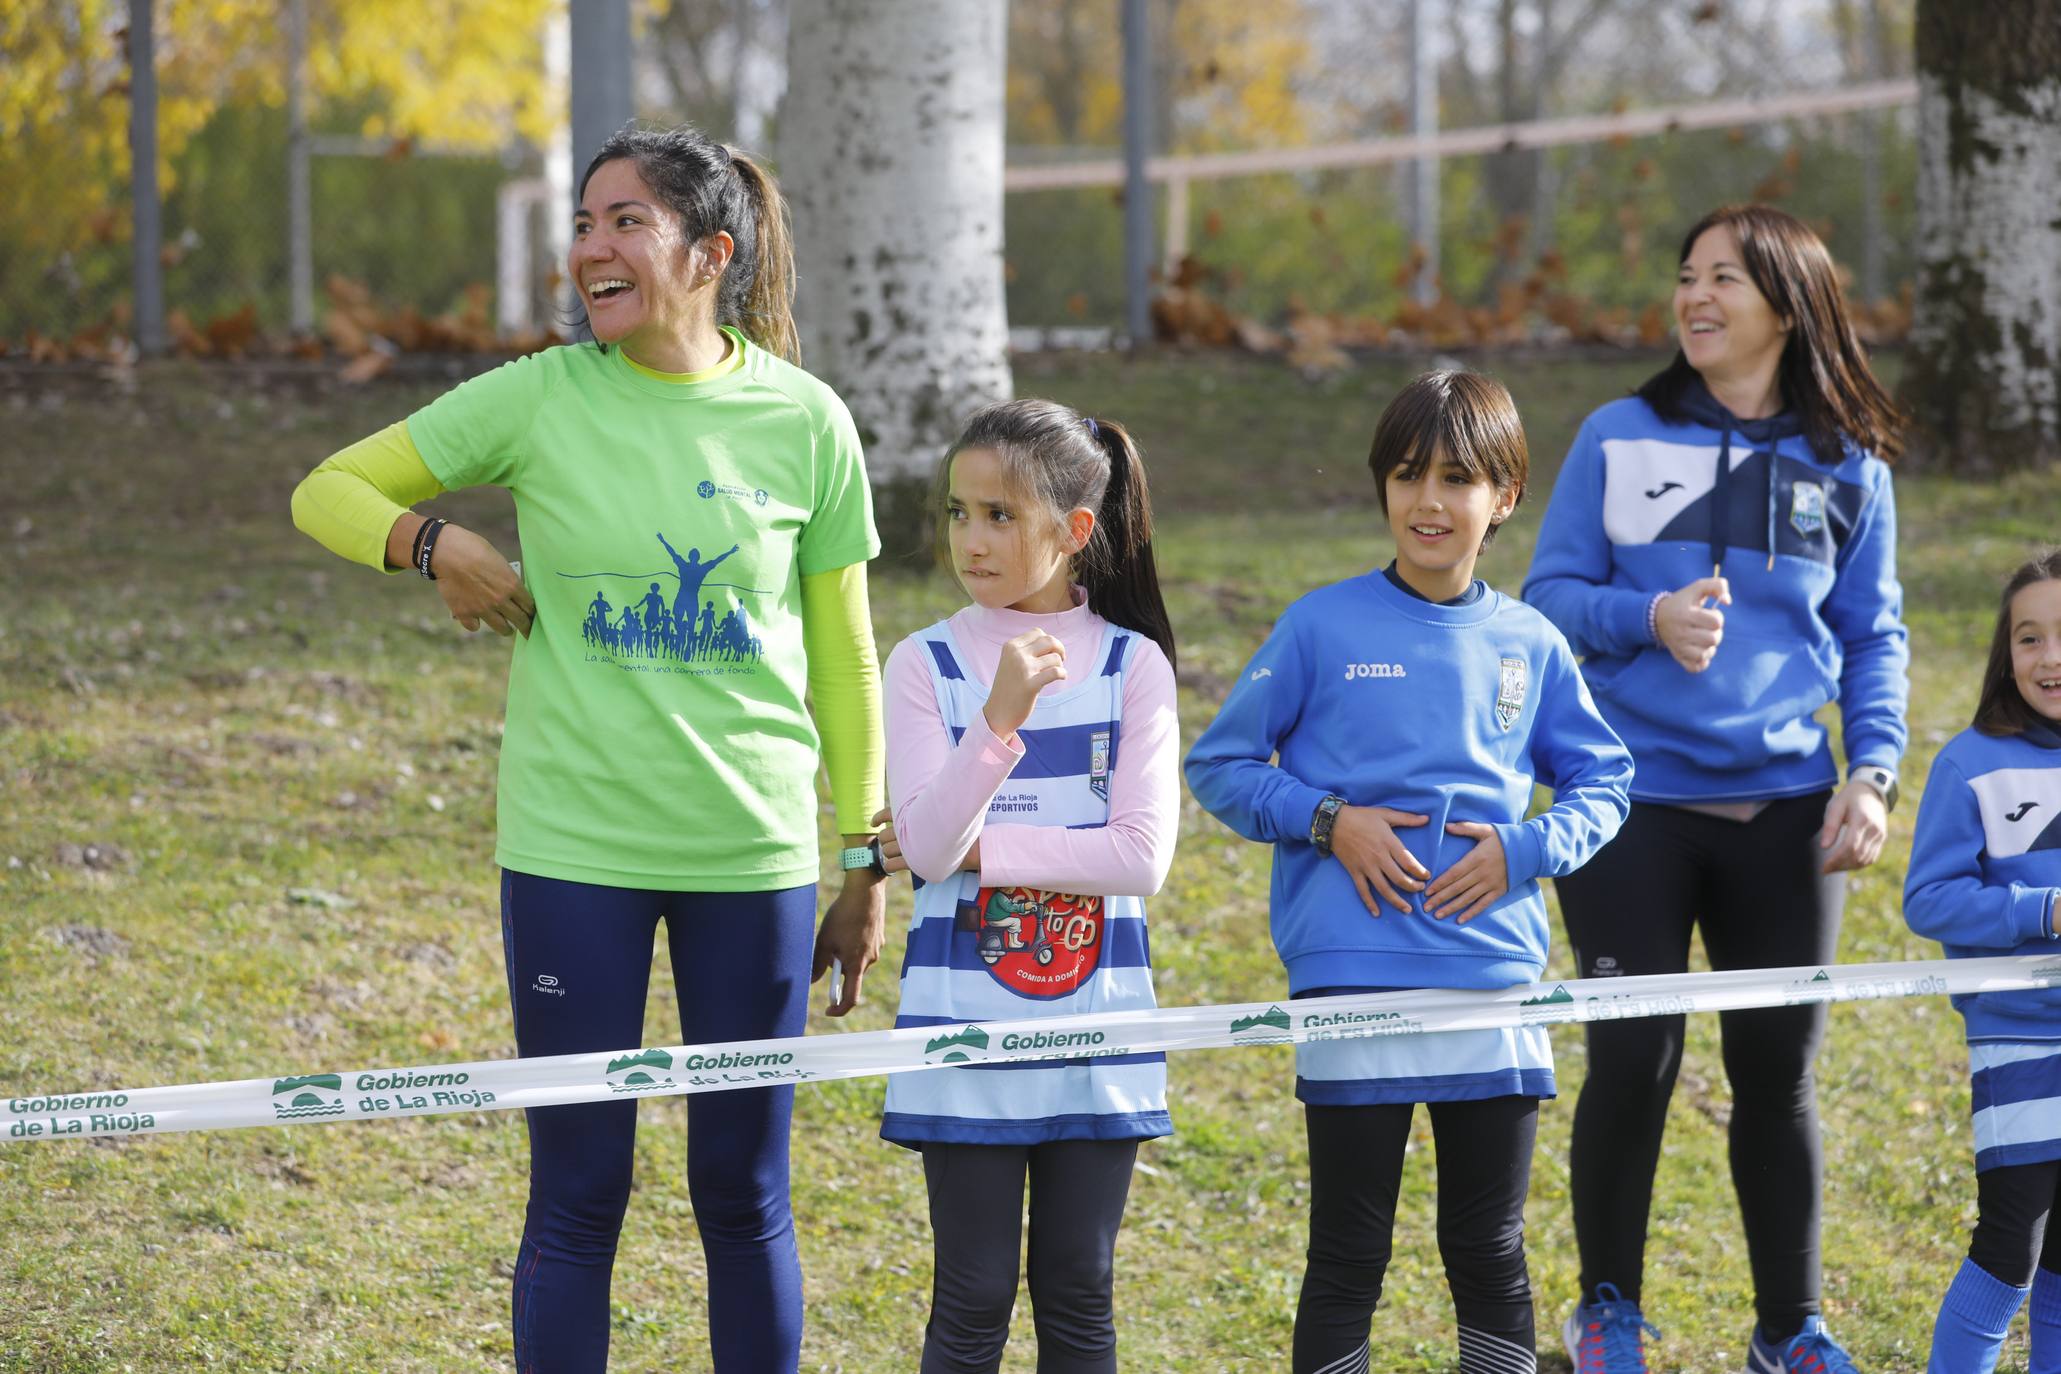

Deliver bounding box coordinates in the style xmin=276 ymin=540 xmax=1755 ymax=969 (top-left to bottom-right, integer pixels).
xmin=884 ymin=592 xmax=1179 ymax=895
xmin=875 ymin=398 xmax=1179 ymax=1374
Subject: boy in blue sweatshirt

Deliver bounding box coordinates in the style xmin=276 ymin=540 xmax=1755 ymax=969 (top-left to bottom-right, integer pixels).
xmin=1906 ymin=551 xmax=2061 ymax=1374
xmin=1186 ymin=371 xmax=1632 ymax=1374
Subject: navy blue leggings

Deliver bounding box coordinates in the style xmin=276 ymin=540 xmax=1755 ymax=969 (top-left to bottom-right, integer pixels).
xmin=500 ymin=870 xmax=816 ymax=1374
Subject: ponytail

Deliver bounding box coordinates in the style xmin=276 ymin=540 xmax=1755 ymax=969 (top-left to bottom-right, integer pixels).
xmin=723 ymin=149 xmax=799 ymax=364
xmin=1079 ymin=418 xmax=1177 ymax=670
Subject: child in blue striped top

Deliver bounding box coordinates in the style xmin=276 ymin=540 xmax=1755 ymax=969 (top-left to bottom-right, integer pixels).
xmin=873 ymin=399 xmax=1181 ymax=1374
xmin=1907 ymin=550 xmax=2061 ymax=1374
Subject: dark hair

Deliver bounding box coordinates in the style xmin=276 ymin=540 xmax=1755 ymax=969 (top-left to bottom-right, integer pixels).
xmin=1637 ymin=204 xmax=1903 ymax=466
xmin=938 ymin=399 xmax=1177 ymax=669
xmin=1366 ymin=370 xmax=1529 ymax=550
xmin=578 ymin=123 xmax=799 ymax=362
xmin=1974 ymin=549 xmax=2061 ymax=737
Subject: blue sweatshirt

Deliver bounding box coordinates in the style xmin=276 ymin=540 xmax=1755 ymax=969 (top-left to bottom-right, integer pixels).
xmin=1184 ymin=570 xmax=1633 ymax=993
xmin=1521 ymin=384 xmax=1907 ymax=803
xmin=1904 ymin=721 xmax=2061 ymax=1041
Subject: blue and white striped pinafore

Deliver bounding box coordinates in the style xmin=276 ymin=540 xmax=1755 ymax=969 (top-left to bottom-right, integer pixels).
xmin=881 ymin=618 xmax=1172 ymax=1146
xmin=1970 ymin=1040 xmax=2061 ymax=1172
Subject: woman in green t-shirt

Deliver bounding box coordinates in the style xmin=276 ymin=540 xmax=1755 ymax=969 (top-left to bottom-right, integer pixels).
xmin=292 ymin=124 xmax=887 ymax=1373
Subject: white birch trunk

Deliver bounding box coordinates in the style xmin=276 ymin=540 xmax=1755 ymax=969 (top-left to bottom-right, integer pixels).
xmin=781 ymin=0 xmax=1013 ymax=525
xmin=1906 ymin=1 xmax=2061 ymax=471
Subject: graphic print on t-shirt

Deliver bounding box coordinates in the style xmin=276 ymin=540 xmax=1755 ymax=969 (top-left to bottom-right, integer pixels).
xmin=956 ymin=886 xmax=1105 ymax=998
xmin=560 ymin=528 xmax=772 ymax=675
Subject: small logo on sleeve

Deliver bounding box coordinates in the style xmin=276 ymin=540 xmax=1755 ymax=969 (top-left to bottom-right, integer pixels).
xmin=1249 ymin=667 xmax=1273 ymax=681
xmin=2007 ymin=801 xmax=2040 ymax=823
xmin=1644 ymin=481 xmax=1684 ymax=499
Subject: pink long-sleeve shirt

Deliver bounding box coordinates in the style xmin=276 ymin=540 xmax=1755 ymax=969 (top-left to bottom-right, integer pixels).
xmin=885 ymin=593 xmax=1179 ymax=896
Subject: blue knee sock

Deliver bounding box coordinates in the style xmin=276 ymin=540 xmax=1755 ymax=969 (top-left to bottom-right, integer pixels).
xmin=2031 ymin=1266 xmax=2061 ymax=1374
xmin=1930 ymin=1259 xmax=2027 ymax=1374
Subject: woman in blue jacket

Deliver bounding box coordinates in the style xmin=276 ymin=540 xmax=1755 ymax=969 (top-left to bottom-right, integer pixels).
xmin=1523 ymin=205 xmax=1908 ymax=1374
xmin=1907 ymin=551 xmax=2061 ymax=1374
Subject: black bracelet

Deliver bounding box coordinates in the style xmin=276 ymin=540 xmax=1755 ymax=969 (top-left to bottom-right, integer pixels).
xmin=415 ymin=518 xmax=448 ymax=580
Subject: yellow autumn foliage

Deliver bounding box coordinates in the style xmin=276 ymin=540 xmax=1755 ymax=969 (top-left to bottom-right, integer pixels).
xmin=1007 ymin=0 xmax=1310 ymax=153
xmin=0 ymin=0 xmax=559 ymax=275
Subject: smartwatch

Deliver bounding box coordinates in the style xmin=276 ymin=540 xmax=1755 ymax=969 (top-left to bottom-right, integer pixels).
xmin=1310 ymin=795 xmax=1346 ymax=858
xmin=1849 ymin=765 xmax=1899 ymax=812
xmin=839 ymin=837 xmax=887 ymax=876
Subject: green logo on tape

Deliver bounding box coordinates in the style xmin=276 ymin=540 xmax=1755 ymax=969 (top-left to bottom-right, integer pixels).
xmin=1229 ymin=1005 xmax=1292 ymax=1040
xmin=272 ymin=1074 xmax=345 ymax=1119
xmin=925 ymin=1025 xmax=989 ymax=1063
xmin=607 ymin=1049 xmax=676 ymax=1094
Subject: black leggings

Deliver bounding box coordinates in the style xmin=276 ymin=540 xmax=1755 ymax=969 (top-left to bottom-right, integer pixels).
xmin=919 ymin=1138 xmax=1139 ymax=1374
xmin=1555 ymin=793 xmax=1844 ymax=1337
xmin=1296 ymin=1097 xmax=1539 ymax=1374
xmin=1971 ymin=1161 xmax=2061 ymax=1287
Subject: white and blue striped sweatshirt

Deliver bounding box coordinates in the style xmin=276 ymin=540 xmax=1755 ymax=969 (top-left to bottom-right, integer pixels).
xmin=1904 ymin=722 xmax=2061 ymax=1042
xmin=1185 ymin=570 xmax=1633 ymax=993
xmin=1522 ymin=385 xmax=1907 ymax=803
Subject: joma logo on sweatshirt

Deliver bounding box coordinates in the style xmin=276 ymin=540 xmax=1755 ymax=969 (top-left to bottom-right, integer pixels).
xmin=1344 ymin=662 xmax=1408 ymax=680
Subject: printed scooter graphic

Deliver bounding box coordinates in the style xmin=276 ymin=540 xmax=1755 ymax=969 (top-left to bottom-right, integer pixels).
xmin=973 ymin=890 xmax=1057 ymax=967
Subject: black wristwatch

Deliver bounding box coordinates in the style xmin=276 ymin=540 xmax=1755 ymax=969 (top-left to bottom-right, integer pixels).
xmin=1310 ymin=795 xmax=1346 ymax=857
xmin=1849 ymin=765 xmax=1899 ymax=812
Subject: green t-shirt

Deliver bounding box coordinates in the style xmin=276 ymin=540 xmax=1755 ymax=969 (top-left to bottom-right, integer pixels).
xmin=408 ymin=331 xmax=879 ymax=890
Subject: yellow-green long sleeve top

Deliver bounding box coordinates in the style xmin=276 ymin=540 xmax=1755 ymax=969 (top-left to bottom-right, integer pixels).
xmin=289 ymin=332 xmax=886 ymax=886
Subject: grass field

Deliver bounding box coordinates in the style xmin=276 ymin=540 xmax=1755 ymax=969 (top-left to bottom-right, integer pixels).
xmin=2 ymin=350 xmax=2056 ymax=1372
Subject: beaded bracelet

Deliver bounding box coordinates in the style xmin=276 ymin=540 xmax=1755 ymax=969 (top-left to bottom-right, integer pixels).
xmin=1645 ymin=591 xmax=1666 ymax=645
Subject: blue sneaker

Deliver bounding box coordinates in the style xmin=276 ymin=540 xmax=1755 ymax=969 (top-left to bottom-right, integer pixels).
xmin=1745 ymin=1314 xmax=1862 ymax=1372
xmin=1563 ymin=1282 xmax=1661 ymax=1372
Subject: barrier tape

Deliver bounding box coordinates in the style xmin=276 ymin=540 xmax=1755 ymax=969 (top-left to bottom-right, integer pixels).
xmin=7 ymin=955 xmax=2057 ymax=1144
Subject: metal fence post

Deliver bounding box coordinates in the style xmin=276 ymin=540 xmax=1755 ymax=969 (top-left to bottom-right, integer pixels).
xmin=287 ymin=0 xmax=314 ymax=336
xmin=1120 ymin=0 xmax=1154 ymax=349
xmin=128 ymin=0 xmax=167 ymax=355
xmin=1407 ymin=0 xmax=1438 ymax=306
xmin=568 ymin=0 xmax=632 ymax=342
xmin=570 ymin=0 xmax=634 ymax=180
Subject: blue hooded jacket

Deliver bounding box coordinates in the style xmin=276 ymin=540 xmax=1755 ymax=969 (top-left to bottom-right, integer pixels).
xmin=1522 ymin=381 xmax=1907 ymax=802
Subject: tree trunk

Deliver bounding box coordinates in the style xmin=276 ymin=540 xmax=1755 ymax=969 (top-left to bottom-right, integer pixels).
xmin=781 ymin=0 xmax=1014 ymax=560
xmin=1904 ymin=0 xmax=2061 ymax=473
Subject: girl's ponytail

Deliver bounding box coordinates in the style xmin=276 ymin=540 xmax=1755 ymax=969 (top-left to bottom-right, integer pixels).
xmin=1081 ymin=418 xmax=1177 ymax=670
xmin=724 ymin=149 xmax=800 ymax=364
